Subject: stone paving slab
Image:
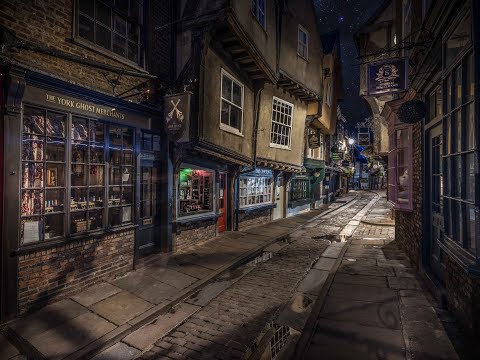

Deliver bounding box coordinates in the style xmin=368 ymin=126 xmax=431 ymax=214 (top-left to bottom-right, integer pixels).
xmin=146 ymin=268 xmax=198 ymax=290
xmin=321 ymin=296 xmax=401 ymax=330
xmin=12 ymin=299 xmax=89 ymax=341
xmin=90 ymin=292 xmax=153 ymax=326
xmin=123 ymin=303 xmax=200 ymax=351
xmin=91 ymin=342 xmax=140 ymax=360
xmin=388 ymin=276 xmax=423 ymax=290
xmin=313 ymin=257 xmax=336 ymax=271
xmin=71 ymin=282 xmax=122 ymax=307
xmin=321 ymin=246 xmax=343 ymax=259
xmin=307 ymin=318 xmax=405 ymax=360
xmin=167 ymin=262 xmax=214 ymax=280
xmin=333 ymin=273 xmax=388 ymax=288
xmin=29 ymin=312 xmax=116 ymax=360
xmin=135 ymin=281 xmax=179 ymax=304
xmin=276 ymin=292 xmax=317 ymax=332
xmin=328 ymin=283 xmax=397 ymax=303
xmin=297 ymin=269 xmax=329 ymax=296
xmin=0 ymin=333 xmax=20 ymax=359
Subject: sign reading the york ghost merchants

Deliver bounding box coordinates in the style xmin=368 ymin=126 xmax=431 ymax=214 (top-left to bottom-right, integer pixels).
xmin=367 ymin=58 xmax=408 ymax=96
xmin=164 ymin=92 xmax=191 ymax=142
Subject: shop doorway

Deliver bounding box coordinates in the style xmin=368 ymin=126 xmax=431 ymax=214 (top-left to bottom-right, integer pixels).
xmin=137 ymin=131 xmax=163 ymax=257
xmin=218 ymin=173 xmax=227 ymax=233
xmin=425 ymin=124 xmax=446 ymax=283
xmin=273 ymin=176 xmax=284 ymax=220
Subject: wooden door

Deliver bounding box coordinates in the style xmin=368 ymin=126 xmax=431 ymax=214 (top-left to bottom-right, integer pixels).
xmin=218 ymin=173 xmax=227 ymax=232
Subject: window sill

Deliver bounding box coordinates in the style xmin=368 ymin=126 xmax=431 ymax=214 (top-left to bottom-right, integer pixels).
xmin=269 ymin=143 xmax=291 ymax=150
xmin=239 ymin=203 xmax=276 ymax=213
xmin=297 ymin=53 xmax=308 ymax=62
xmin=175 ymin=212 xmax=219 ymax=224
xmin=220 ymin=124 xmax=244 ymax=137
xmin=437 ymin=238 xmax=478 ymax=276
xmin=12 ymin=224 xmax=138 ymax=256
xmin=71 ymin=36 xmax=148 ymax=73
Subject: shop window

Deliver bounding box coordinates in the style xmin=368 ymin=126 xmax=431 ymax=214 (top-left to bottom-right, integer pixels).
xmin=298 ymin=25 xmax=309 ymax=60
xmin=178 ymin=167 xmax=214 ymax=217
xmin=22 ymin=107 xmax=66 ymax=244
xmin=220 ymin=70 xmax=244 ymax=134
xmin=239 ymin=177 xmax=273 ymax=208
xmin=289 ymin=178 xmax=309 ymax=202
xmin=77 ymin=0 xmax=144 ymax=66
xmin=251 ymin=0 xmax=266 ymax=29
xmin=20 ymin=106 xmax=136 ymax=246
xmin=70 ymin=117 xmax=106 ymax=233
xmin=442 ymin=46 xmax=477 ymax=255
xmin=140 ymin=133 xmax=161 ymax=224
xmin=387 ymin=125 xmax=413 ymax=211
xmin=270 ymin=97 xmax=293 ymax=149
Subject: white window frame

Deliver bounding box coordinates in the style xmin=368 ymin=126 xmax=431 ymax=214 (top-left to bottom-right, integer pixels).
xmin=326 ymin=80 xmax=333 ymax=107
xmin=251 ymin=0 xmax=266 ymax=29
xmin=298 ymin=25 xmax=309 ymax=60
xmin=270 ymin=97 xmax=294 ymax=150
xmin=220 ymin=69 xmax=244 ymax=136
xmin=239 ymin=176 xmax=273 ymax=208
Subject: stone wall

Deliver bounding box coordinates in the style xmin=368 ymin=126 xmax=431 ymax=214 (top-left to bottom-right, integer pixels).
xmin=395 ymin=122 xmax=422 ymax=267
xmin=238 ymin=208 xmax=271 ymax=230
xmin=174 ymin=222 xmax=217 ymax=252
xmin=17 ymin=230 xmax=134 ymax=315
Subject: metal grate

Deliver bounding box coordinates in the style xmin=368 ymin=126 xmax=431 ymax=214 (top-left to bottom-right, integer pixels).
xmin=269 ymin=324 xmax=291 ymax=359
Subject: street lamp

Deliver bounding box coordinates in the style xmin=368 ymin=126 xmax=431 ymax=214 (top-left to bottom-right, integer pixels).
xmin=348 ymin=138 xmax=355 ymax=145
xmin=347 ymin=138 xmax=356 ymax=190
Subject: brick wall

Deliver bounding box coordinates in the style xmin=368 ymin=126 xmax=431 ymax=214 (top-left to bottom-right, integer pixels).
xmin=0 ymin=0 xmax=146 ymax=95
xmin=174 ymin=222 xmax=217 ymax=252
xmin=238 ymin=208 xmax=271 ymax=230
xmin=395 ymin=122 xmax=422 ymax=267
xmin=17 ymin=230 xmax=134 ymax=315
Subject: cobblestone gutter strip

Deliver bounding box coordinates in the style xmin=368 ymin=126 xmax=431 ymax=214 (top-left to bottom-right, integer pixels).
xmin=68 ymin=195 xmax=359 ymax=360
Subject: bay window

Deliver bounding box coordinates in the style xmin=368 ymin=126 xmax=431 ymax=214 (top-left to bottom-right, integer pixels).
xmin=239 ymin=177 xmax=273 ymax=208
xmin=21 ymin=105 xmax=136 ymax=245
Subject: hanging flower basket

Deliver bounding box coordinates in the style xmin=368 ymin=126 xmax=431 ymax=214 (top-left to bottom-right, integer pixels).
xmin=397 ymin=100 xmax=426 ymax=124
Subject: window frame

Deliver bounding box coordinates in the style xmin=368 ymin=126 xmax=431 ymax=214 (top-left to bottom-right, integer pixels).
xmin=251 ymin=0 xmax=266 ymax=30
xmin=270 ymin=97 xmax=294 ymax=150
xmin=177 ymin=164 xmax=216 ymax=219
xmin=20 ymin=104 xmax=137 ymax=246
xmin=74 ymin=0 xmax=146 ymax=69
xmin=220 ymin=69 xmax=245 ymax=136
xmin=289 ymin=178 xmax=310 ymax=203
xmin=297 ymin=25 xmax=309 ymax=60
xmin=239 ymin=176 xmax=273 ymax=209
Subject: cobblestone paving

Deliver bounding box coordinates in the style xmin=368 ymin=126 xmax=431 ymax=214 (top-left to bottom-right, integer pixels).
xmin=139 ymin=193 xmax=376 ymax=360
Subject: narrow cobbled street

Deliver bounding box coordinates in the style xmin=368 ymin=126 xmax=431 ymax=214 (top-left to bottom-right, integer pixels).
xmin=91 ymin=191 xmax=450 ymax=360
xmin=134 ymin=192 xmax=376 ymax=360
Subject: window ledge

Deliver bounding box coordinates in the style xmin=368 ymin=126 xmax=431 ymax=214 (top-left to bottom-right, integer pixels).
xmin=220 ymin=124 xmax=244 ymax=137
xmin=11 ymin=224 xmax=138 ymax=256
xmin=71 ymin=36 xmax=148 ymax=73
xmin=297 ymin=53 xmax=309 ymax=62
xmin=239 ymin=203 xmax=276 ymax=213
xmin=175 ymin=213 xmax=219 ymax=225
xmin=269 ymin=143 xmax=291 ymax=150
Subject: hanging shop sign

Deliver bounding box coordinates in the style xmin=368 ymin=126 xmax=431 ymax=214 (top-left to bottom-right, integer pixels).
xmin=308 ymin=131 xmax=321 ymax=149
xmin=341 ymin=160 xmax=350 ymax=167
xmin=367 ymin=58 xmax=408 ymax=96
xmin=331 ymin=152 xmax=344 ymax=161
xmin=358 ymin=132 xmax=370 ymax=146
xmin=164 ymin=92 xmax=191 ymax=142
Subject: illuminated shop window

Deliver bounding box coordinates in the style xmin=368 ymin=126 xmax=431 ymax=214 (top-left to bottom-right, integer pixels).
xmin=290 ymin=178 xmax=309 ymax=202
xmin=178 ymin=167 xmax=214 ymax=216
xmin=20 ymin=106 xmax=136 ymax=246
xmin=239 ymin=177 xmax=273 ymax=208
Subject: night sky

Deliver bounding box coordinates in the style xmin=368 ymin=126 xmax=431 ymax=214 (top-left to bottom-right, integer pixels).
xmin=314 ymin=0 xmax=385 ymax=127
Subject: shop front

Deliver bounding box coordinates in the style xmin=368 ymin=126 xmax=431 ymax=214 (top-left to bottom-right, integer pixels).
xmin=287 ymin=175 xmax=311 ymax=217
xmin=1 ymin=69 xmax=165 ymax=318
xmin=237 ymin=168 xmax=275 ymax=229
xmin=304 ymin=158 xmax=326 ymax=209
